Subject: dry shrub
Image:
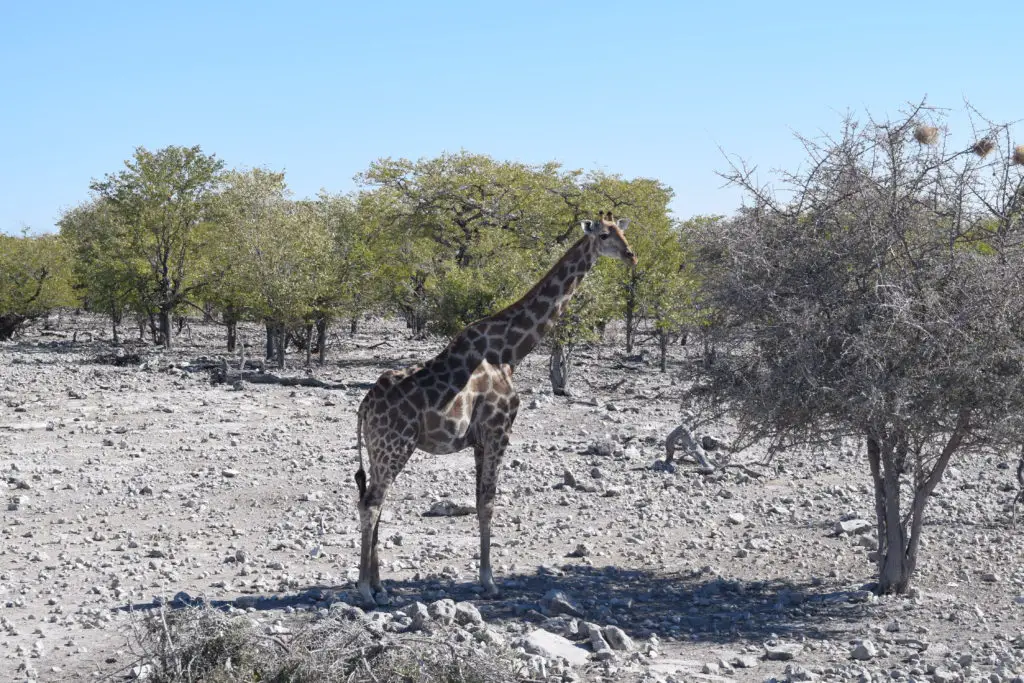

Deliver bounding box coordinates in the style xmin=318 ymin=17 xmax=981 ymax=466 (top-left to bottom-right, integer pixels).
xmin=127 ymin=605 xmax=524 ymax=683
xmin=129 ymin=607 xmax=270 ymax=683
xmin=696 ymin=103 xmax=1024 ymax=595
xmin=972 ymin=138 xmax=995 ymax=158
xmin=1014 ymin=145 xmax=1024 ymax=165
xmin=913 ymin=125 xmax=940 ymax=145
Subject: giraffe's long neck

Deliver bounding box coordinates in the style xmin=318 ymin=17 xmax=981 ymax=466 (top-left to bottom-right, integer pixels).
xmin=455 ymin=234 xmax=600 ymax=368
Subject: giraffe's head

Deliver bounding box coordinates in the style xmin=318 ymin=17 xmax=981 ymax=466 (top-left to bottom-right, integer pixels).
xmin=582 ymin=211 xmax=636 ymax=266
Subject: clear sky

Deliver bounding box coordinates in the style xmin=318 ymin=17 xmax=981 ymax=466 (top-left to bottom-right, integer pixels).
xmin=2 ymin=0 xmax=1021 ymax=235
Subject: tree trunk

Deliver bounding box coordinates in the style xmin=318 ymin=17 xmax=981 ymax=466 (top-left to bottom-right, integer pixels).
xmin=276 ymin=326 xmax=286 ymax=369
xmin=350 ymin=316 xmax=358 ymax=335
xmin=225 ymin=305 xmax=238 ymax=352
xmin=109 ymin=300 xmax=120 ymax=345
xmin=303 ymin=324 xmax=313 ymax=368
xmin=316 ymin=317 xmax=328 ymax=366
xmin=549 ymin=342 xmax=573 ymax=396
xmin=868 ymin=436 xmax=913 ymax=593
xmin=158 ymin=307 xmax=172 ymax=349
xmin=265 ymin=321 xmax=277 ymax=361
xmin=624 ymin=295 xmax=635 ymax=354
xmin=658 ymin=330 xmax=669 ymax=372
xmin=0 ymin=314 xmax=26 ymax=341
xmin=867 ymin=413 xmax=968 ymax=594
xmin=624 ymin=272 xmax=639 ymax=353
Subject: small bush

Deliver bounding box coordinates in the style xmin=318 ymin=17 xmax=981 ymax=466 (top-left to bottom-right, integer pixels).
xmin=128 ymin=605 xmax=524 ymax=683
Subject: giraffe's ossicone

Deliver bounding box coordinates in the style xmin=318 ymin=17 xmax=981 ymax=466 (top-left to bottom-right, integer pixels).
xmin=354 ymin=212 xmax=635 ymax=607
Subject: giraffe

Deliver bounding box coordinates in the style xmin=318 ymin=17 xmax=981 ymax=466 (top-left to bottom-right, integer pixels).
xmin=354 ymin=212 xmax=636 ymax=607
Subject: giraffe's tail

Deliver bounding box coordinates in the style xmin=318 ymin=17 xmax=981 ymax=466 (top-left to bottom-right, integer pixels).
xmin=355 ymin=402 xmax=367 ymax=500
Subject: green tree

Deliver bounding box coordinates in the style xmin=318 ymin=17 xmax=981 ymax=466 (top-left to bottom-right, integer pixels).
xmin=639 ymin=215 xmax=715 ymax=371
xmin=58 ymin=199 xmax=139 ymax=343
xmin=214 ymin=168 xmax=337 ymax=367
xmin=547 ymin=255 xmax=623 ymax=395
xmin=357 ymin=152 xmax=568 ymax=336
xmin=0 ymin=232 xmax=75 ymax=340
xmin=579 ymin=173 xmax=678 ymax=355
xmin=90 ymin=145 xmax=224 ymax=348
xmin=313 ymin=190 xmax=380 ymax=350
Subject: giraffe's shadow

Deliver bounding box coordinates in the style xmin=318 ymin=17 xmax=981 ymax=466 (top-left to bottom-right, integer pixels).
xmin=115 ymin=565 xmax=872 ymax=646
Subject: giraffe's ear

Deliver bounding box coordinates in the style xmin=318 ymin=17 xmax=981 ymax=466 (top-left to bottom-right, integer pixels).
xmin=581 ymin=219 xmax=596 ymax=234
xmin=617 ymin=218 xmax=631 ymax=231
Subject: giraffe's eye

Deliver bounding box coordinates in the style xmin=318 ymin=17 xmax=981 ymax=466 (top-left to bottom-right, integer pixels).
xmin=599 ymin=233 xmax=609 ymax=240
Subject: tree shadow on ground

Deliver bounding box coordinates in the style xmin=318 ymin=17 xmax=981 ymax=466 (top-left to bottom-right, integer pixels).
xmin=114 ymin=564 xmax=875 ymax=647
xmin=1 ymin=338 xmax=115 ymax=357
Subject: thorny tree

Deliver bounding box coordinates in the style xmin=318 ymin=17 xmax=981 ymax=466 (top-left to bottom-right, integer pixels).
xmin=689 ymin=103 xmax=1024 ymax=593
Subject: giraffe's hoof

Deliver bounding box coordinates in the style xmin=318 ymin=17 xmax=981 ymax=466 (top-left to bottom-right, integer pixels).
xmin=481 ymin=585 xmax=501 ymax=600
xmin=373 ymin=590 xmax=391 ymax=606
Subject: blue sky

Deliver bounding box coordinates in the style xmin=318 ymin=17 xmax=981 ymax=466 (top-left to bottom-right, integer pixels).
xmin=2 ymin=0 xmax=1021 ymax=235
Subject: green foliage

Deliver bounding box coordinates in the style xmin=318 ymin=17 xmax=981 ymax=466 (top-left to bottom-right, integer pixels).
xmin=58 ymin=199 xmax=139 ymax=329
xmin=0 ymin=231 xmax=75 ymax=339
xmin=427 ymin=246 xmax=537 ymax=337
xmin=316 ymin=189 xmax=380 ymax=322
xmin=570 ymin=173 xmax=683 ymax=351
xmin=212 ymin=168 xmax=334 ymax=328
xmin=90 ymin=145 xmax=224 ymax=347
xmin=358 ymin=151 xmax=572 ymax=334
xmin=54 ymin=145 xmax=681 ymax=367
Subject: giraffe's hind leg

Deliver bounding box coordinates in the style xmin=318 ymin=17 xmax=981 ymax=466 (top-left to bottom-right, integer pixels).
xmin=356 ymin=438 xmax=411 ymax=610
xmin=370 ymin=517 xmax=384 ymax=594
xmin=474 ymin=433 xmax=510 ymax=599
xmin=357 ymin=461 xmax=402 ymax=608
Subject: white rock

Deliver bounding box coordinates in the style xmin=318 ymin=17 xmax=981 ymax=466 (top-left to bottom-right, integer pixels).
xmin=454 ymin=601 xmax=483 ymax=626
xmin=603 ymin=625 xmax=635 ymax=651
xmin=428 ymin=598 xmax=456 ymax=625
xmin=835 ymin=519 xmax=873 ymax=535
xmin=525 ymin=628 xmax=590 ymax=666
xmin=850 ymin=639 xmax=877 ymax=660
xmin=765 ymin=643 xmax=803 ymax=660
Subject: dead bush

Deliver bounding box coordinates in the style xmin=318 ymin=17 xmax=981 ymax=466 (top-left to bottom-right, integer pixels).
xmin=126 ymin=605 xmax=525 ymax=683
xmin=691 ymin=101 xmax=1024 ymax=594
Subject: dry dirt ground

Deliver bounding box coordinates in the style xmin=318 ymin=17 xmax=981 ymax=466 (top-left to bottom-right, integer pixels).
xmin=2 ymin=314 xmax=1024 ymax=682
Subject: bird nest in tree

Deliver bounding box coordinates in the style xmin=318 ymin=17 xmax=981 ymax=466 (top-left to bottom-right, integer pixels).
xmin=972 ymin=138 xmax=995 ymax=158
xmin=1013 ymin=145 xmax=1024 ymax=166
xmin=913 ymin=125 xmax=940 ymax=145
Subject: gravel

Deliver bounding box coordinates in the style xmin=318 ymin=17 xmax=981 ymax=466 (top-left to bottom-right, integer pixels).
xmin=2 ymin=316 xmax=1024 ymax=682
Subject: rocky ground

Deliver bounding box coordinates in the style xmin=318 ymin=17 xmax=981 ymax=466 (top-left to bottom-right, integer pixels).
xmin=2 ymin=314 xmax=1024 ymax=683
